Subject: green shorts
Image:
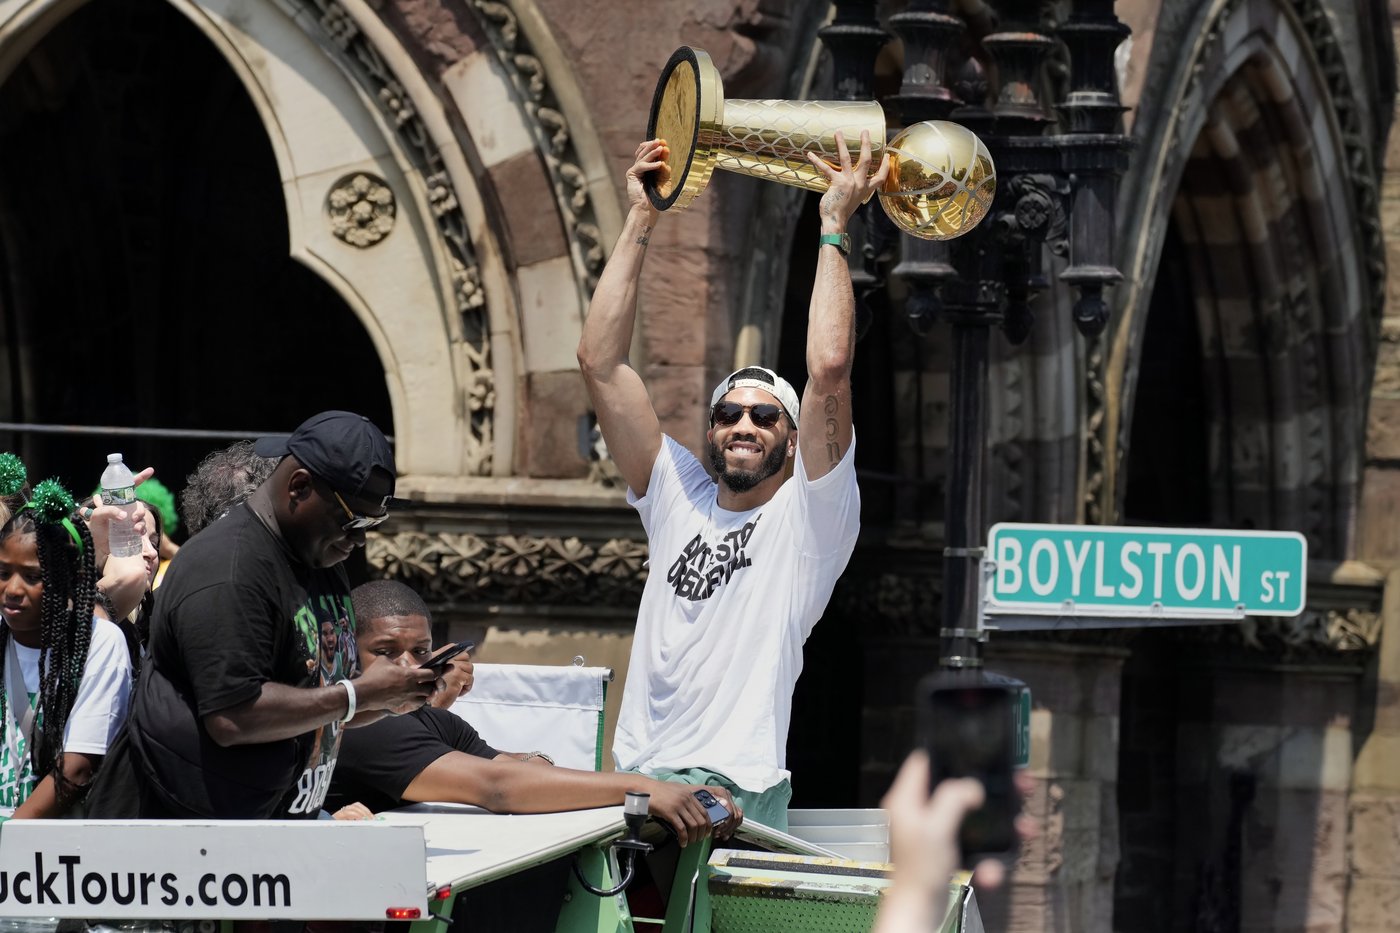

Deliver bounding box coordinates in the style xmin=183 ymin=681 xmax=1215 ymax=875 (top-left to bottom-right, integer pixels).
xmin=635 ymin=765 xmax=793 ymax=831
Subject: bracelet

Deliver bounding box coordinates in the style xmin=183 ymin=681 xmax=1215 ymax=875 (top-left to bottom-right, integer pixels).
xmin=523 ymin=751 xmax=554 ymax=765
xmin=95 ymin=588 xmax=118 ymax=621
xmin=338 ymin=679 xmax=357 ymax=723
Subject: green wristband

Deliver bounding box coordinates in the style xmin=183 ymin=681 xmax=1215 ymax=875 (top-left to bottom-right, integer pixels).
xmin=819 ymin=232 xmax=851 ymax=256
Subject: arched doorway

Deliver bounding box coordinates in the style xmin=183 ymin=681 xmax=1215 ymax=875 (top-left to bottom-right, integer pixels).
xmin=0 ymin=0 xmax=391 ymax=499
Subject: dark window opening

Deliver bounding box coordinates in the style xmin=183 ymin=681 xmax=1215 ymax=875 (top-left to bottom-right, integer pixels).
xmin=1123 ymin=221 xmax=1211 ymax=526
xmin=0 ymin=0 xmax=392 ymax=523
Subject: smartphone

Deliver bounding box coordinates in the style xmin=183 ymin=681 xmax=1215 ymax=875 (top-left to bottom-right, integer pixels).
xmin=692 ymin=789 xmax=731 ymax=823
xmin=419 ymin=641 xmax=474 ymax=674
xmin=916 ymin=670 xmax=1021 ymax=866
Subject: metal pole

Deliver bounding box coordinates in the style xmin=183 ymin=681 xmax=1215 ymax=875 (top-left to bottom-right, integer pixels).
xmin=940 ymin=322 xmax=988 ymax=668
xmin=0 ymin=421 xmax=396 ymax=444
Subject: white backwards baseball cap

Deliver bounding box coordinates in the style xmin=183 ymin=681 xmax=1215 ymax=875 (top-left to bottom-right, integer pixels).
xmin=709 ymin=366 xmax=800 ymax=427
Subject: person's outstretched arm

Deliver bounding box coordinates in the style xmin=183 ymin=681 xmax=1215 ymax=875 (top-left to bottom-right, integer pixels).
xmin=577 ymin=140 xmax=670 ymax=496
xmin=799 ymin=130 xmax=889 ymax=481
xmin=401 ymin=751 xmax=741 ymax=847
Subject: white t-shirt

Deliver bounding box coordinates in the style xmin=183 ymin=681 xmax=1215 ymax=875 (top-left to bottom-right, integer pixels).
xmin=613 ymin=434 xmax=860 ymax=792
xmin=0 ymin=617 xmax=133 ymax=811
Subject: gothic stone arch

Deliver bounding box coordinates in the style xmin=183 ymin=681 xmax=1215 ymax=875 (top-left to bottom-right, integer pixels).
xmin=1105 ymin=0 xmax=1385 ymax=556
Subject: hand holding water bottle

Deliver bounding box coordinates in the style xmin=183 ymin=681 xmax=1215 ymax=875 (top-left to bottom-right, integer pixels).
xmin=90 ymin=456 xmax=155 ymax=561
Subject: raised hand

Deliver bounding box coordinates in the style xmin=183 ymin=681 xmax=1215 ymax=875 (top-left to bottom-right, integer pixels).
xmin=626 ymin=138 xmax=670 ymax=221
xmin=807 ymin=129 xmax=890 ymax=233
xmin=83 ymin=497 xmax=153 ymax=571
xmin=872 ymin=751 xmax=997 ymax=933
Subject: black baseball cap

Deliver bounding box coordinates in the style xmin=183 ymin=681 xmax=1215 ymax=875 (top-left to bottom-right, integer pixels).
xmin=255 ymin=411 xmax=408 ymax=510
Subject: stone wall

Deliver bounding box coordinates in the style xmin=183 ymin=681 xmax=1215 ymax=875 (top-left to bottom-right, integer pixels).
xmin=1349 ymin=4 xmax=1400 ymax=930
xmin=1359 ymin=5 xmax=1400 ymax=567
xmin=1176 ymin=661 xmax=1359 ymax=932
xmin=1346 ymin=570 xmax=1400 ymax=932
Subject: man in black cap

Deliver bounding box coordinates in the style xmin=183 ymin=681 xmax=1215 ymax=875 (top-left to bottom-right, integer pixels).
xmin=87 ymin=411 xmax=439 ymax=819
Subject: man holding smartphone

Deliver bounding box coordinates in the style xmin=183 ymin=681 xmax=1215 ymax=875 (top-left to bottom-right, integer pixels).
xmin=88 ymin=411 xmax=438 ymax=819
xmin=577 ymin=132 xmax=885 ymax=829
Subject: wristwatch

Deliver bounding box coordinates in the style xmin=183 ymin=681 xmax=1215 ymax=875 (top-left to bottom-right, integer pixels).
xmin=819 ymin=231 xmax=851 ymax=256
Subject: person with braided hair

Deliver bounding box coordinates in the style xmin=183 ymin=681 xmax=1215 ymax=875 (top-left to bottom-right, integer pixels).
xmin=0 ymin=477 xmax=132 ymax=817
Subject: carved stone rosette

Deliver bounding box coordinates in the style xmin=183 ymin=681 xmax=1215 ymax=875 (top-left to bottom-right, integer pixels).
xmin=327 ymin=172 xmax=396 ymax=247
xmin=366 ymin=530 xmax=649 ymax=609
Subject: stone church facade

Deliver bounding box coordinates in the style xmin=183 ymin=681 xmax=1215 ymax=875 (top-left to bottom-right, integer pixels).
xmin=0 ymin=0 xmax=1398 ymax=929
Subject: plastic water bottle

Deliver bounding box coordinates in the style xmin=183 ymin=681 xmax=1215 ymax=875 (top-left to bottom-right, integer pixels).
xmin=99 ymin=453 xmax=143 ymax=558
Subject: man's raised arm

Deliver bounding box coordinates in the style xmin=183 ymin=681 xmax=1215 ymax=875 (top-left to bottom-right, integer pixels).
xmin=798 ymin=130 xmax=889 ymax=481
xmin=577 ymin=140 xmax=670 ymax=496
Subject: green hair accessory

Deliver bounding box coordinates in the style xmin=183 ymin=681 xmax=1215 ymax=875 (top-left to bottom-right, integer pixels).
xmin=0 ymin=453 xmax=25 ymax=498
xmin=136 ymin=477 xmax=178 ymax=536
xmin=24 ymin=479 xmax=83 ymax=554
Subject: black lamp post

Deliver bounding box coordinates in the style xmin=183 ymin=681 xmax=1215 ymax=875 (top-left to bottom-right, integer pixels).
xmin=820 ymin=0 xmax=1132 ymax=669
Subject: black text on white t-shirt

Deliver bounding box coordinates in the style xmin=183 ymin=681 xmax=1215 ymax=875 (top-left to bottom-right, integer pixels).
xmin=665 ymin=515 xmax=761 ymax=602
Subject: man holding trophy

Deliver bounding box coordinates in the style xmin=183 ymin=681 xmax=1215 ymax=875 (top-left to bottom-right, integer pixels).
xmin=577 ymin=120 xmax=886 ymax=828
xmin=580 ymin=43 xmax=993 ymax=829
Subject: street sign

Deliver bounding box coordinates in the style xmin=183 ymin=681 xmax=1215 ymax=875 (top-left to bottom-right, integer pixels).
xmin=986 ymin=523 xmax=1307 ymax=618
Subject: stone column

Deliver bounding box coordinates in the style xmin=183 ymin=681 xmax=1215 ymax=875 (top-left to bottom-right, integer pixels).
xmin=1170 ymin=657 xmax=1360 ymax=932
xmin=977 ymin=641 xmax=1127 ymax=933
xmin=1347 ymin=569 xmax=1400 ymax=931
xmin=1356 ymin=6 xmax=1400 ymax=566
xmin=1344 ymin=4 xmax=1400 ymax=928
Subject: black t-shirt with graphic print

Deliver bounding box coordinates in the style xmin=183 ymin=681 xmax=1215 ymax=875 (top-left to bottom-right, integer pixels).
xmin=85 ymin=503 xmax=356 ymax=820
xmin=324 ymin=706 xmax=499 ymax=814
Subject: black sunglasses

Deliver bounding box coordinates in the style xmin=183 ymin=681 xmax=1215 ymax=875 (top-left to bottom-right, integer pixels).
xmin=711 ymin=401 xmax=786 ymax=429
xmin=328 ymin=489 xmax=389 ymax=531
xmin=311 ymin=477 xmax=390 ymax=531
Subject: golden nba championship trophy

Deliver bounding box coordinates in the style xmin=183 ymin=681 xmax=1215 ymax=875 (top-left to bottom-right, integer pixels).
xmin=644 ymin=46 xmax=996 ymax=241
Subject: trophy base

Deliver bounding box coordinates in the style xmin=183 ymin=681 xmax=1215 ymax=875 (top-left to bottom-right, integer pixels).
xmin=645 ymin=47 xmax=724 ymax=212
xmin=642 ymin=46 xmax=887 ymax=212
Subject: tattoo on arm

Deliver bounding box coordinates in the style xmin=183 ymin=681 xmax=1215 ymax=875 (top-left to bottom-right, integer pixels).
xmin=635 ymin=226 xmax=652 ymax=247
xmin=820 ymin=189 xmax=848 ymax=223
xmin=824 ymin=395 xmax=841 ymax=464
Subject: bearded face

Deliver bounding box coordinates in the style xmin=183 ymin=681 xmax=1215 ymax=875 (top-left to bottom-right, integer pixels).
xmin=706 ymin=434 xmax=788 ymax=493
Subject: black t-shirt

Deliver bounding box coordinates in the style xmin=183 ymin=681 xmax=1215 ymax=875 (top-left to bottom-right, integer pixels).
xmin=86 ymin=503 xmax=357 ymax=819
xmin=324 ymin=706 xmax=499 ymax=814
